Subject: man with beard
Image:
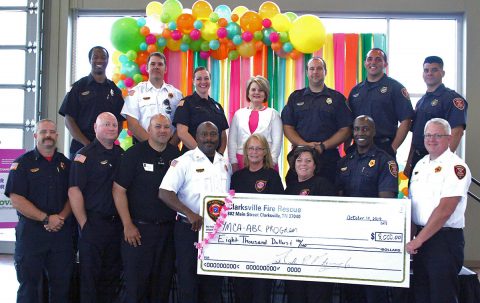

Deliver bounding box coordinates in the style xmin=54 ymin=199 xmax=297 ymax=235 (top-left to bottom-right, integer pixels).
xmin=59 ymin=46 xmax=125 ymax=159
xmin=121 ymin=52 xmax=183 ymax=144
xmin=336 ymin=115 xmax=399 ymax=303
xmin=348 ymin=48 xmax=414 ymax=157
xmin=69 ymin=112 xmax=124 ymax=303
xmin=113 ymin=114 xmax=180 ymax=302
xmin=159 ymin=121 xmax=231 ymax=303
xmin=5 ymin=119 xmax=73 ymax=303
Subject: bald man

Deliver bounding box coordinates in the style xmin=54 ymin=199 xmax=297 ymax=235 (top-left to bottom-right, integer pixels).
xmin=69 ymin=112 xmax=124 ymax=303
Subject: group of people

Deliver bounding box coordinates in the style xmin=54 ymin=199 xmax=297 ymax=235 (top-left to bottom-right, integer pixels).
xmin=4 ymin=44 xmax=471 ymax=303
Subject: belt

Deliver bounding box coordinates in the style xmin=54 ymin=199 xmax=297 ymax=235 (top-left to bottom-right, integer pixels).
xmin=87 ymin=211 xmax=119 ymax=222
xmin=176 ymin=215 xmax=191 ymax=224
xmin=133 ymin=219 xmax=172 ymax=225
xmin=416 ymin=225 xmax=462 ymax=232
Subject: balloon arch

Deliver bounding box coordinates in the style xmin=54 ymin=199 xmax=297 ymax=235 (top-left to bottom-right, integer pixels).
xmin=110 ymin=0 xmax=409 ymax=197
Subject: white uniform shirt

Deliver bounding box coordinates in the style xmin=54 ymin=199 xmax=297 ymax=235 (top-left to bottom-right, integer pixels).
xmin=121 ymin=80 xmax=183 ymax=130
xmin=410 ymin=149 xmax=471 ymax=228
xmin=227 ymin=107 xmax=283 ymax=164
xmin=160 ymin=147 xmax=231 ymax=215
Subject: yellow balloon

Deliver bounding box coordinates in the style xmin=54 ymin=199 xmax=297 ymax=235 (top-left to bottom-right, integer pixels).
xmin=192 ymin=0 xmax=213 ymax=20
xmin=271 ymin=13 xmax=292 ymax=32
xmin=232 ymin=6 xmax=248 ymax=18
xmin=201 ymin=20 xmax=219 ymax=41
xmin=146 ymin=1 xmax=163 ymax=17
xmin=237 ymin=41 xmax=256 ymax=58
xmin=289 ymin=15 xmax=326 ymax=54
xmin=258 ymin=1 xmax=280 ymax=19
xmin=112 ymin=50 xmax=122 ymax=66
xmin=166 ymin=38 xmax=182 ymax=51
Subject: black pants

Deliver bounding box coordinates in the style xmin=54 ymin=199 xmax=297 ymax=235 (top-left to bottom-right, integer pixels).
xmin=234 ymin=277 xmax=272 ymax=303
xmin=121 ymin=221 xmax=175 ymax=303
xmin=285 ymin=280 xmax=333 ymax=303
xmin=78 ymin=215 xmax=122 ymax=303
xmin=412 ymin=229 xmax=464 ymax=303
xmin=174 ymin=220 xmax=223 ymax=303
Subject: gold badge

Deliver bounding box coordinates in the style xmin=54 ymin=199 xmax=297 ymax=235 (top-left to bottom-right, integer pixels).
xmin=368 ymin=160 xmax=376 ymax=167
xmin=380 ymin=86 xmax=388 ymax=94
xmin=431 ymin=99 xmax=439 ymax=106
xmin=434 ymin=166 xmax=442 ymax=173
xmin=30 ymin=168 xmax=39 ymax=173
xmin=81 ymin=91 xmax=90 ymax=96
xmin=326 ymin=98 xmax=332 ymax=105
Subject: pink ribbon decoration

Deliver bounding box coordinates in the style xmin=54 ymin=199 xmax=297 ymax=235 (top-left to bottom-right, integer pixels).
xmin=194 ymin=190 xmax=235 ymax=259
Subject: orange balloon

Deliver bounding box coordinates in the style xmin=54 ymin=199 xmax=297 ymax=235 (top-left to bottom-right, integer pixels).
xmin=255 ymin=40 xmax=264 ymax=51
xmin=218 ymin=18 xmax=228 ymax=27
xmin=271 ymin=42 xmax=282 ymax=51
xmin=140 ymin=26 xmax=150 ymax=36
xmin=231 ymin=14 xmax=239 ymax=22
xmin=147 ymin=44 xmax=158 ymax=53
xmin=227 ymin=40 xmax=236 ymax=50
xmin=135 ymin=51 xmax=149 ymax=66
xmin=259 ymin=1 xmax=280 ymax=19
xmin=176 ymin=13 xmax=195 ymax=34
xmin=142 ymin=74 xmax=149 ymax=81
xmin=401 ymin=187 xmax=409 ymax=197
xmin=162 ymin=29 xmax=172 ymax=39
xmin=398 ymin=171 xmax=408 ymax=180
xmin=192 ymin=0 xmax=213 ymax=20
xmin=211 ymin=42 xmax=229 ymax=60
xmin=120 ymin=74 xmax=127 ymax=80
xmin=240 ymin=11 xmax=263 ymax=33
xmin=121 ymin=88 xmax=128 ymax=97
xmin=112 ymin=73 xmax=121 ymax=83
xmin=289 ymin=49 xmax=301 ymax=60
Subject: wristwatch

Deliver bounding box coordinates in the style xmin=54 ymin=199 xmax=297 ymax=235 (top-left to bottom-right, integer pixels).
xmin=42 ymin=214 xmax=49 ymax=225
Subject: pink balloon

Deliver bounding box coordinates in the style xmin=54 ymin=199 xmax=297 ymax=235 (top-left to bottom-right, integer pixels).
xmin=242 ymin=31 xmax=253 ymax=42
xmin=190 ymin=29 xmax=201 ymax=40
xmin=145 ymin=34 xmax=157 ymax=44
xmin=124 ymin=77 xmax=134 ymax=87
xmin=140 ymin=64 xmax=147 ymax=75
xmin=200 ymin=51 xmax=210 ymax=59
xmin=171 ymin=30 xmax=182 ymax=40
xmin=217 ymin=27 xmax=228 ymax=39
xmin=262 ymin=18 xmax=272 ymax=28
xmin=269 ymin=32 xmax=280 ymax=43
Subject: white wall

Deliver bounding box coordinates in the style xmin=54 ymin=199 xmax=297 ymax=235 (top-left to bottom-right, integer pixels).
xmin=43 ymin=0 xmax=480 ymax=264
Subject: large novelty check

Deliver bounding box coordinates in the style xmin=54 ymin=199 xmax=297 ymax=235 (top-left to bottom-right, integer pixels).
xmin=198 ymin=193 xmax=411 ymax=287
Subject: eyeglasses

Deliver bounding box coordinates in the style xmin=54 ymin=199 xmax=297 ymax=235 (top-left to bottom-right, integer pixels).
xmin=247 ymin=147 xmax=265 ymax=152
xmin=424 ymin=134 xmax=450 ymax=139
xmin=163 ymin=99 xmax=172 ymax=115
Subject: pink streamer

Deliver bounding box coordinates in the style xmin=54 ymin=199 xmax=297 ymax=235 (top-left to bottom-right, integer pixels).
xmin=295 ymin=55 xmax=305 ymax=90
xmin=229 ymin=60 xmax=241 ymax=123
xmin=333 ymin=34 xmax=346 ymax=94
xmin=240 ymin=57 xmax=251 ymax=108
xmin=166 ymin=50 xmax=182 ymax=89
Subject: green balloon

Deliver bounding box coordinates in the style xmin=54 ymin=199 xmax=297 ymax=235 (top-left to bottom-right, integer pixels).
xmin=111 ymin=17 xmax=144 ymax=53
xmin=190 ymin=39 xmax=203 ymax=52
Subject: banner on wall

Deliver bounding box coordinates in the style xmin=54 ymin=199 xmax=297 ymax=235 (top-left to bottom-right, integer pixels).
xmin=0 ymin=149 xmax=25 ymax=228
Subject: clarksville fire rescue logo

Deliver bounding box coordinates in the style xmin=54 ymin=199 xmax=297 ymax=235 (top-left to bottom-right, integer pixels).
xmin=207 ymin=199 xmax=225 ymax=222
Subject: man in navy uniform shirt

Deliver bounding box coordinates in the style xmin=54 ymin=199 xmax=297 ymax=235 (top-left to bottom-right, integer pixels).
xmin=69 ymin=112 xmax=124 ymax=303
xmin=282 ymin=57 xmax=353 ymax=183
xmin=405 ymin=56 xmax=468 ymax=177
xmin=336 ymin=115 xmax=398 ymax=303
xmin=59 ymin=46 xmax=124 ymax=158
xmin=5 ymin=119 xmax=73 ymax=303
xmin=348 ymin=48 xmax=414 ymax=157
xmin=113 ymin=114 xmax=180 ymax=302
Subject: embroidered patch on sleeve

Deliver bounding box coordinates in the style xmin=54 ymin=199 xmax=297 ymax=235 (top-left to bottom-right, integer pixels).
xmin=452 ymin=98 xmax=465 ymax=110
xmin=454 ymin=165 xmax=466 ymax=179
xmin=388 ymin=161 xmax=398 ymax=178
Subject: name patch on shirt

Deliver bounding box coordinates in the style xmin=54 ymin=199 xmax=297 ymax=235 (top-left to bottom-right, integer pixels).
xmin=143 ymin=163 xmax=154 ymax=172
xmin=454 ymin=165 xmax=467 ymax=179
xmin=100 ymin=160 xmax=108 ymax=165
xmin=30 ymin=168 xmax=39 ymax=173
xmin=196 ymin=168 xmax=205 ymax=173
xmin=81 ymin=91 xmax=90 ymax=96
xmin=143 ymin=96 xmax=151 ymax=100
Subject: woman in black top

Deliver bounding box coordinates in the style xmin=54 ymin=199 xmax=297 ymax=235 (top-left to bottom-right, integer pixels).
xmin=230 ymin=134 xmax=284 ymax=303
xmin=284 ymin=146 xmax=336 ymax=303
